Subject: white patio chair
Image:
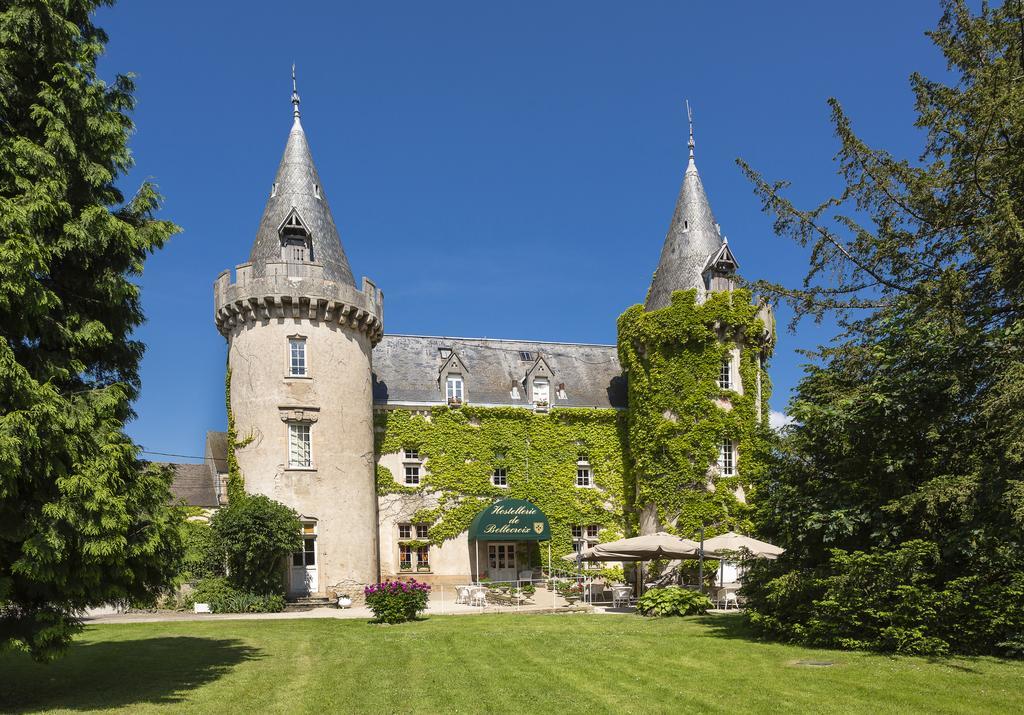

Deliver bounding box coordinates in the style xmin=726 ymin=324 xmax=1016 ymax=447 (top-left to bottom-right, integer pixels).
xmin=722 ymin=590 xmax=739 ymax=610
xmin=611 ymin=585 xmax=633 ymax=608
xmin=469 ymin=587 xmax=487 ymax=607
xmin=455 ymin=585 xmax=470 ymax=604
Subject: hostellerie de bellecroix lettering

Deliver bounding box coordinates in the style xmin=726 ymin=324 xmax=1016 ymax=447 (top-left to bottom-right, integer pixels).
xmin=483 ymin=505 xmax=539 ymax=534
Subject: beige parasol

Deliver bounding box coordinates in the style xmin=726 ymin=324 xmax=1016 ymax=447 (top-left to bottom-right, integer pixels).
xmin=700 ymin=531 xmax=784 ymax=560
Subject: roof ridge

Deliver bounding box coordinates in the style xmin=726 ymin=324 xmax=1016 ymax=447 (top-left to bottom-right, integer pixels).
xmin=381 ymin=333 xmax=616 ymax=348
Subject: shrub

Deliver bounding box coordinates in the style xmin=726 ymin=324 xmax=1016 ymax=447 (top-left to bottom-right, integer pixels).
xmin=210 ymin=494 xmax=302 ymax=594
xmin=595 ymin=566 xmax=626 ymax=584
xmin=743 ymin=541 xmax=1024 ymax=657
xmin=188 ymin=577 xmax=287 ymax=614
xmin=364 ymin=579 xmax=431 ymax=623
xmin=636 ymin=587 xmax=712 ymax=617
xmin=180 ymin=519 xmax=222 ymax=582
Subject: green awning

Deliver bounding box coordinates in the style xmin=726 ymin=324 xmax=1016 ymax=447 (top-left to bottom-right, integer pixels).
xmin=469 ymin=499 xmax=550 ymax=541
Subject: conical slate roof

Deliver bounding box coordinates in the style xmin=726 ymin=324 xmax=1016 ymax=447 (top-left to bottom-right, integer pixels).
xmin=248 ymin=113 xmax=356 ymax=287
xmin=645 ymin=153 xmax=724 ymax=311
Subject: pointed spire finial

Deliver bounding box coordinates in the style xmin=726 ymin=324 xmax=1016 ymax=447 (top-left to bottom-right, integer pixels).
xmin=686 ymin=99 xmax=695 ymax=164
xmin=291 ymin=63 xmax=301 ymax=121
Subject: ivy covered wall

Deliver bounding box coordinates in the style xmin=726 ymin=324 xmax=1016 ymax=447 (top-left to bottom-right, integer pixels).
xmin=617 ymin=288 xmax=774 ymax=538
xmin=374 ymin=406 xmax=629 ymax=558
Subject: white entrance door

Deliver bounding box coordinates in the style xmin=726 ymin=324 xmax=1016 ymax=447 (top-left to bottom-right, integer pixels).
xmin=290 ymin=526 xmax=318 ymax=595
xmin=488 ymin=543 xmax=517 ymax=582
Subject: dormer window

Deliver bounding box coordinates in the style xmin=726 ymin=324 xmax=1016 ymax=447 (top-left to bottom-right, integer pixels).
xmin=524 ymin=355 xmax=554 ymax=410
xmin=439 ymin=350 xmax=467 ymax=405
xmin=280 ymin=208 xmax=312 ymax=262
xmin=446 ymin=374 xmax=464 ymax=403
xmin=533 ymin=378 xmax=549 ymax=407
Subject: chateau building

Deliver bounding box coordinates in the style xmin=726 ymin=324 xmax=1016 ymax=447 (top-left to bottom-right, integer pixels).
xmin=172 ymin=85 xmax=774 ymax=599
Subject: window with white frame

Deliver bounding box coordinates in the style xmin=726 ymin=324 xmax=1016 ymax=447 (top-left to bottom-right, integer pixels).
xmin=397 ymin=522 xmax=430 ymax=571
xmin=404 ymin=464 xmax=420 ymax=485
xmin=446 ymin=374 xmax=464 ymax=402
xmin=289 ymin=337 xmax=307 ymax=377
xmin=572 ymin=524 xmax=600 ymax=569
xmin=492 ymin=467 xmax=508 ymax=487
xmin=288 ymin=423 xmax=312 ymax=468
xmin=533 ymin=378 xmax=550 ymax=405
xmin=404 ymin=448 xmax=419 ymax=460
xmin=576 ymin=453 xmax=592 ymax=487
xmin=718 ymin=357 xmax=731 ymax=389
xmin=576 ymin=462 xmax=592 ymax=487
xmin=718 ymin=438 xmax=735 ymax=476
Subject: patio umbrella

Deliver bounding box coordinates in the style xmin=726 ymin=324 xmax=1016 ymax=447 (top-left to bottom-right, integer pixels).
xmin=589 ymin=532 xmax=701 ymax=561
xmin=560 ymin=546 xmax=597 ymax=562
xmin=700 ymin=531 xmax=783 ymax=560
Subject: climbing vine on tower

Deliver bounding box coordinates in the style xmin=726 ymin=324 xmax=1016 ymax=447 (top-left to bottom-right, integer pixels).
xmin=617 ymin=288 xmax=774 ymax=537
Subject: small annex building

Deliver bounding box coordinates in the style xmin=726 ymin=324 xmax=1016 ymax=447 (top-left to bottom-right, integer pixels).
xmin=169 ymin=80 xmax=775 ymax=600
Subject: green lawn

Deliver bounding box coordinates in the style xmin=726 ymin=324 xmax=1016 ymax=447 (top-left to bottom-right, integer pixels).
xmin=1 ymin=613 xmax=1021 ymax=713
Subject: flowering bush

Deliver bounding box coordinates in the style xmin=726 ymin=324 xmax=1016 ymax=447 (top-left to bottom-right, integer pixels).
xmin=364 ymin=579 xmax=431 ymax=623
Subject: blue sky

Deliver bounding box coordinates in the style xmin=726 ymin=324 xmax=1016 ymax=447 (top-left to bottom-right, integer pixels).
xmin=95 ymin=1 xmax=947 ymax=462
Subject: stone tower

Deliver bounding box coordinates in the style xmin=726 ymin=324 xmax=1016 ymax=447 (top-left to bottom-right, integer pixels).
xmin=214 ymin=76 xmax=383 ymax=597
xmin=619 ymin=105 xmax=774 ymax=537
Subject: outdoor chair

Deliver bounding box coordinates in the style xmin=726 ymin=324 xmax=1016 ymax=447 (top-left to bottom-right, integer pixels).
xmin=719 ymin=589 xmax=739 ymax=610
xmin=611 ymin=585 xmax=633 ymax=608
xmin=455 ymin=585 xmax=470 ymax=604
xmin=469 ymin=587 xmax=487 ymax=607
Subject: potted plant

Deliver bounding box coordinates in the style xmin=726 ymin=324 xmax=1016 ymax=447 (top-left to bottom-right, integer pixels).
xmin=399 ymin=560 xmax=412 ymax=571
xmin=521 ymin=582 xmax=536 ymax=598
xmin=557 ymin=581 xmax=583 ymax=605
xmin=447 ymin=397 xmax=462 ymax=407
xmin=416 ymin=562 xmax=430 ymax=572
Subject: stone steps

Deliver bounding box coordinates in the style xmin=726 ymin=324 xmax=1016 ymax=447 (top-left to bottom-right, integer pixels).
xmin=285 ymin=596 xmax=336 ymax=612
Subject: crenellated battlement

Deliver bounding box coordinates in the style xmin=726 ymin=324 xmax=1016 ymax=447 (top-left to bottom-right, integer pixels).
xmin=214 ymin=260 xmax=384 ymax=343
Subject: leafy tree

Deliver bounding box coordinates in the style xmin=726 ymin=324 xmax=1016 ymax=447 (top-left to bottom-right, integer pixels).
xmin=741 ymin=0 xmax=1024 ymax=655
xmin=0 ymin=0 xmax=182 ymax=660
xmin=210 ymin=495 xmax=302 ymax=595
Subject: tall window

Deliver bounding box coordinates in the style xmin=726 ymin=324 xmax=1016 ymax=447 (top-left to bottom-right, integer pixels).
xmin=718 ymin=438 xmax=735 ymax=476
xmin=398 ymin=523 xmax=430 ymax=572
xmin=718 ymin=357 xmax=731 ymax=389
xmin=533 ymin=378 xmax=550 ymax=405
xmin=289 ymin=337 xmax=307 ymax=376
xmin=446 ymin=374 xmax=464 ymax=402
xmin=576 ymin=453 xmax=592 ymax=488
xmin=492 ymin=467 xmax=508 ymax=487
xmin=572 ymin=524 xmax=600 ymax=569
xmin=289 ymin=423 xmax=312 ymax=468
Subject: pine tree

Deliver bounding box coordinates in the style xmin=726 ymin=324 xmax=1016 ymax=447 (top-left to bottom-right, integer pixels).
xmin=741 ymin=0 xmax=1024 ymax=655
xmin=0 ymin=0 xmax=183 ymax=660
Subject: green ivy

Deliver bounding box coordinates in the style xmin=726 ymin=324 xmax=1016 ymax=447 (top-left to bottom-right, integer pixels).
xmin=617 ymin=288 xmax=775 ymax=538
xmin=374 ymin=405 xmax=629 ymax=559
xmin=225 ymin=366 xmax=253 ymax=502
